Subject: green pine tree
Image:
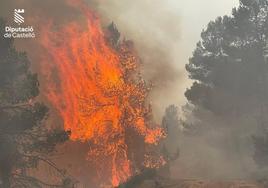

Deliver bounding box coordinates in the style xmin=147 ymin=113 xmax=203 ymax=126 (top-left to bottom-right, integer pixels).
xmin=0 ymin=19 xmax=70 ymax=188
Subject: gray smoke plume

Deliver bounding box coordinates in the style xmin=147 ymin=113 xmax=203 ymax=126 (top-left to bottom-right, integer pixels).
xmin=3 ymin=0 xmax=260 ymax=186
xmin=0 ymin=0 xmax=187 ymax=121
xmin=85 ymin=0 xmax=186 ymax=120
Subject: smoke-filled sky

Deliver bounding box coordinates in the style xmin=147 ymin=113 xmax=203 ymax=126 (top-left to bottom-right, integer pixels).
xmin=88 ymin=0 xmax=239 ymax=119
xmin=0 ymin=0 xmax=239 ymax=120
xmin=1 ymin=0 xmax=256 ymax=184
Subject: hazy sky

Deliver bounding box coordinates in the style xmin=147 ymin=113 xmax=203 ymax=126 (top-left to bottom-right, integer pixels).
xmin=166 ymin=0 xmax=240 ymax=111
xmin=0 ymin=0 xmax=240 ymax=119
xmin=92 ymin=0 xmax=239 ymax=118
xmin=176 ymin=0 xmax=239 ymax=108
xmin=178 ymin=0 xmax=240 ymax=68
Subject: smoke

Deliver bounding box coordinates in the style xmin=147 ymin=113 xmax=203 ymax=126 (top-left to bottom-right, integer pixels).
xmin=1 ymin=0 xmax=180 ymax=186
xmin=173 ymin=106 xmax=259 ymax=180
xmin=0 ymin=0 xmax=187 ymax=121
xmin=84 ymin=0 xmax=187 ymax=121
xmin=0 ymin=1 xmax=98 ymax=187
xmin=86 ymin=0 xmax=257 ymax=181
xmin=2 ymin=0 xmax=259 ymax=186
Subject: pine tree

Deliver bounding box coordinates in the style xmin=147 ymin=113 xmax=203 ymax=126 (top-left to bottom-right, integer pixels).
xmin=185 ymin=0 xmax=268 ymax=169
xmin=186 ymin=0 xmax=268 ymax=116
xmin=0 ymin=19 xmax=70 ymax=188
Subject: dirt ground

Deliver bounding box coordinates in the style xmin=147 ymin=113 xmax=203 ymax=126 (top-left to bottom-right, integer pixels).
xmin=139 ymin=179 xmax=263 ymax=188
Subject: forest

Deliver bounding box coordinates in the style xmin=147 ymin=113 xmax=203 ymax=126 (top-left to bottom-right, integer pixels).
xmin=0 ymin=0 xmax=268 ymax=188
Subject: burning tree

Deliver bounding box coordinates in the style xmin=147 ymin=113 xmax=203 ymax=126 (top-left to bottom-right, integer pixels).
xmin=0 ymin=19 xmax=71 ymax=188
xmin=39 ymin=1 xmax=165 ymax=187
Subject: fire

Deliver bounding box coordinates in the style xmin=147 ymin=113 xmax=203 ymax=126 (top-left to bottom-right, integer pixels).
xmin=39 ymin=1 xmax=164 ymax=186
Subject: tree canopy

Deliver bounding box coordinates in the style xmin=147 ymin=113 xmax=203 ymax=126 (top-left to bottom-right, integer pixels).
xmin=185 ymin=0 xmax=268 ymax=116
xmin=0 ymin=19 xmax=70 ymax=188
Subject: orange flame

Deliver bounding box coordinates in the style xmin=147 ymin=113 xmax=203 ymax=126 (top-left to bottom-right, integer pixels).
xmin=39 ymin=1 xmax=164 ymax=186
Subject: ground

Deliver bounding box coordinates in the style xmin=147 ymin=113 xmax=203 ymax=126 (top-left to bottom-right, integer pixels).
xmin=138 ymin=179 xmax=263 ymax=188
